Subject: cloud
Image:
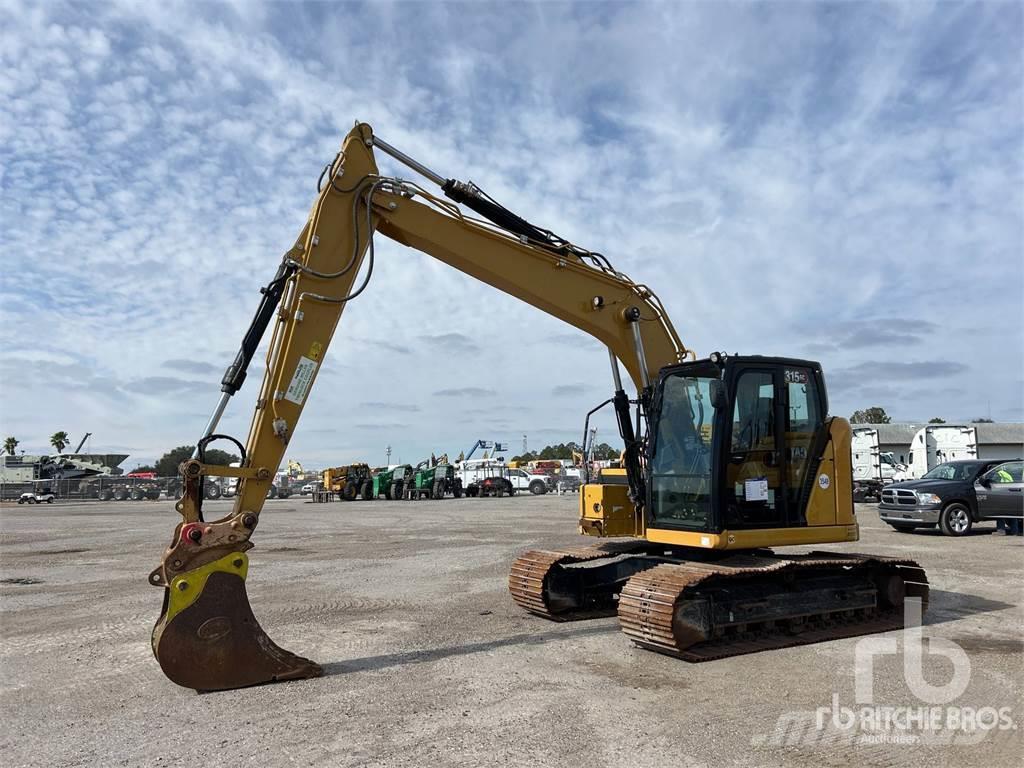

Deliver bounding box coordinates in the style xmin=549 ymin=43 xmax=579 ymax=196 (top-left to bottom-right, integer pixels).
xmin=432 ymin=387 xmax=496 ymax=398
xmin=121 ymin=376 xmax=210 ymax=395
xmin=531 ymin=427 xmax=583 ymax=436
xmin=0 ymin=1 xmax=1019 ymax=467
xmin=551 ymin=384 xmax=594 ymax=397
xmin=803 ymin=319 xmax=942 ymax=353
xmin=463 ymin=406 xmax=530 ymax=414
xmin=834 ymin=361 xmax=969 ymax=381
xmin=842 ymin=328 xmax=927 ymax=348
xmin=827 ymin=360 xmax=973 ymax=419
xmin=353 ymin=337 xmax=412 ymax=355
xmin=162 ymin=359 xmax=220 ymax=375
xmin=548 ymin=332 xmax=603 ymax=348
xmin=359 ymin=401 xmax=421 ymax=412
xmin=0 ymin=357 xmax=123 ymax=399
xmin=416 ymin=333 xmax=480 ymax=353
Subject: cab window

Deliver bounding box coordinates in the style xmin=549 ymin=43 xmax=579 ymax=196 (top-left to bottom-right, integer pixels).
xmin=783 ymin=368 xmax=821 ymax=516
xmin=650 ymin=371 xmax=719 ymax=530
xmin=923 ymin=463 xmax=962 ymax=480
xmin=724 ymin=370 xmax=783 ymax=527
xmin=990 ymin=462 xmax=1022 ymax=483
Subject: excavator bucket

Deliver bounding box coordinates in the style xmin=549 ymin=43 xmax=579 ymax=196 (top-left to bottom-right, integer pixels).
xmin=151 ymin=550 xmax=321 ymax=692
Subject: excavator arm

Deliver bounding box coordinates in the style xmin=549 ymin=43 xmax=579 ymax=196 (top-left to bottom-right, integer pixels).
xmin=151 ymin=122 xmax=688 ymax=690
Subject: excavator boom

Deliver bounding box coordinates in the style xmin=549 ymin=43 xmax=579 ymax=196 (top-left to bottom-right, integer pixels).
xmin=150 ymin=123 xmax=687 ymax=690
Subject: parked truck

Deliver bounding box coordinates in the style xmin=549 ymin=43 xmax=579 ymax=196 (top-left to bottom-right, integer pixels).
xmin=506 ymin=467 xmax=551 ymax=495
xmin=223 ymin=480 xmax=291 ymax=499
xmin=79 ymin=476 xmax=166 ymax=501
xmin=851 ymin=427 xmax=908 ymax=502
xmin=162 ymin=476 xmax=222 ymax=500
xmin=457 ymin=458 xmax=503 ymax=495
xmin=894 ymin=425 xmax=978 ymax=481
xmin=221 ymin=468 xmax=294 ymax=500
xmin=456 ymin=458 xmax=517 ymax=497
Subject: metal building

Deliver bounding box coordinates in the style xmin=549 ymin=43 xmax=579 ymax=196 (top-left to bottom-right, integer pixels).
xmin=851 ymin=423 xmax=1023 ymax=465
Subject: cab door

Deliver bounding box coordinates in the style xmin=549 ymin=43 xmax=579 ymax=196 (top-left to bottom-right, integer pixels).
xmin=724 ymin=368 xmax=786 ymax=528
xmin=978 ymin=461 xmax=1024 ymax=519
xmin=781 ymin=366 xmax=825 ymax=525
xmin=722 ymin=362 xmax=826 ymax=530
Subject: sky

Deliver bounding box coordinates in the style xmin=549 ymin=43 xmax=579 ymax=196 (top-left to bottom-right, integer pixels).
xmin=1 ymin=0 xmax=1021 ymax=470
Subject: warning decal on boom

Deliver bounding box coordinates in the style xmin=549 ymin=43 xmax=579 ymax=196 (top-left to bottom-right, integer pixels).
xmin=284 ymin=356 xmax=318 ymax=404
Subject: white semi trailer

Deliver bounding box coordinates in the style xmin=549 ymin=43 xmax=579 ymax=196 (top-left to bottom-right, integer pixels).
xmin=851 ymin=427 xmax=907 ymax=501
xmin=894 ymin=425 xmax=978 ymax=481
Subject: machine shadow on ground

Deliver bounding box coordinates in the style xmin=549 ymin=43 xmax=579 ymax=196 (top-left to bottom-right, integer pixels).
xmin=924 ymin=589 xmax=1014 ymax=625
xmin=321 ymin=587 xmax=1016 ymax=676
xmin=322 ymin=622 xmax=620 ymax=675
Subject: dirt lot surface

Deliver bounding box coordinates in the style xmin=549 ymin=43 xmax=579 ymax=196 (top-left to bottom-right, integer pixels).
xmin=1 ymin=496 xmax=1021 ymax=767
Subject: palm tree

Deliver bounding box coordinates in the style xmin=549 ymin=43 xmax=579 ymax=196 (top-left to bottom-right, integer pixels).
xmin=3 ymin=437 xmax=18 ymax=456
xmin=50 ymin=431 xmax=70 ymax=454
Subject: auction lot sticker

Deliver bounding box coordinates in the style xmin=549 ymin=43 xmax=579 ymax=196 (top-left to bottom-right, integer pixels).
xmin=284 ymin=356 xmax=318 ymax=404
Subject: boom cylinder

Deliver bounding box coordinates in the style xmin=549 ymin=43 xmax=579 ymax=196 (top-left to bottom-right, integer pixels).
xmin=371 ymin=135 xmax=446 ymax=188
xmin=626 ymin=308 xmax=651 ymax=390
xmin=608 ymin=349 xmax=624 ymax=391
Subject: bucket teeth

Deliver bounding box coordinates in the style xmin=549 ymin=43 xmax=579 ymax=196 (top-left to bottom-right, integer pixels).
xmin=153 ymin=562 xmax=321 ymax=692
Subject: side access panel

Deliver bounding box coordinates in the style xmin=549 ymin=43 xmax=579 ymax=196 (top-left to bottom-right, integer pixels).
xmin=578 ymin=483 xmax=641 ymax=537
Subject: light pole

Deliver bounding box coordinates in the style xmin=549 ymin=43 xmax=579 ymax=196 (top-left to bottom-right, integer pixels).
xmin=386 ymin=445 xmax=392 ymax=465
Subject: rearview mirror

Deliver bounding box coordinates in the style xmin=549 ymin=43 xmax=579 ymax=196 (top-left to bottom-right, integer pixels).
xmin=710 ymin=380 xmax=728 ymax=409
xmin=978 ymin=475 xmax=991 ymax=488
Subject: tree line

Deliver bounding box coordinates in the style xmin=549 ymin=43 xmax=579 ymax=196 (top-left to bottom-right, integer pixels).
xmin=511 ymin=441 xmax=620 ymax=464
xmin=851 ymin=407 xmax=996 ymax=425
xmin=4 ymin=431 xmax=72 ymax=456
xmin=1 ymin=436 xmax=238 ymax=477
xmin=134 ymin=446 xmax=240 ymax=477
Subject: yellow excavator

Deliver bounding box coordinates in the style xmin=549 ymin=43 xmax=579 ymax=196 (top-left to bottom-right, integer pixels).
xmin=150 ymin=123 xmax=928 ymax=691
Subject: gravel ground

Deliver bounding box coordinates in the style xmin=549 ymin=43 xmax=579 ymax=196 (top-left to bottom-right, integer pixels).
xmin=0 ymin=495 xmax=1021 ymax=767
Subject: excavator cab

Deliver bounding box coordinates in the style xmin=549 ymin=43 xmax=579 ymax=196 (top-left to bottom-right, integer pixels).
xmin=581 ymin=354 xmax=856 ymax=548
xmin=528 ymin=354 xmax=923 ymax=657
xmin=648 ymin=355 xmax=833 ymax=535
